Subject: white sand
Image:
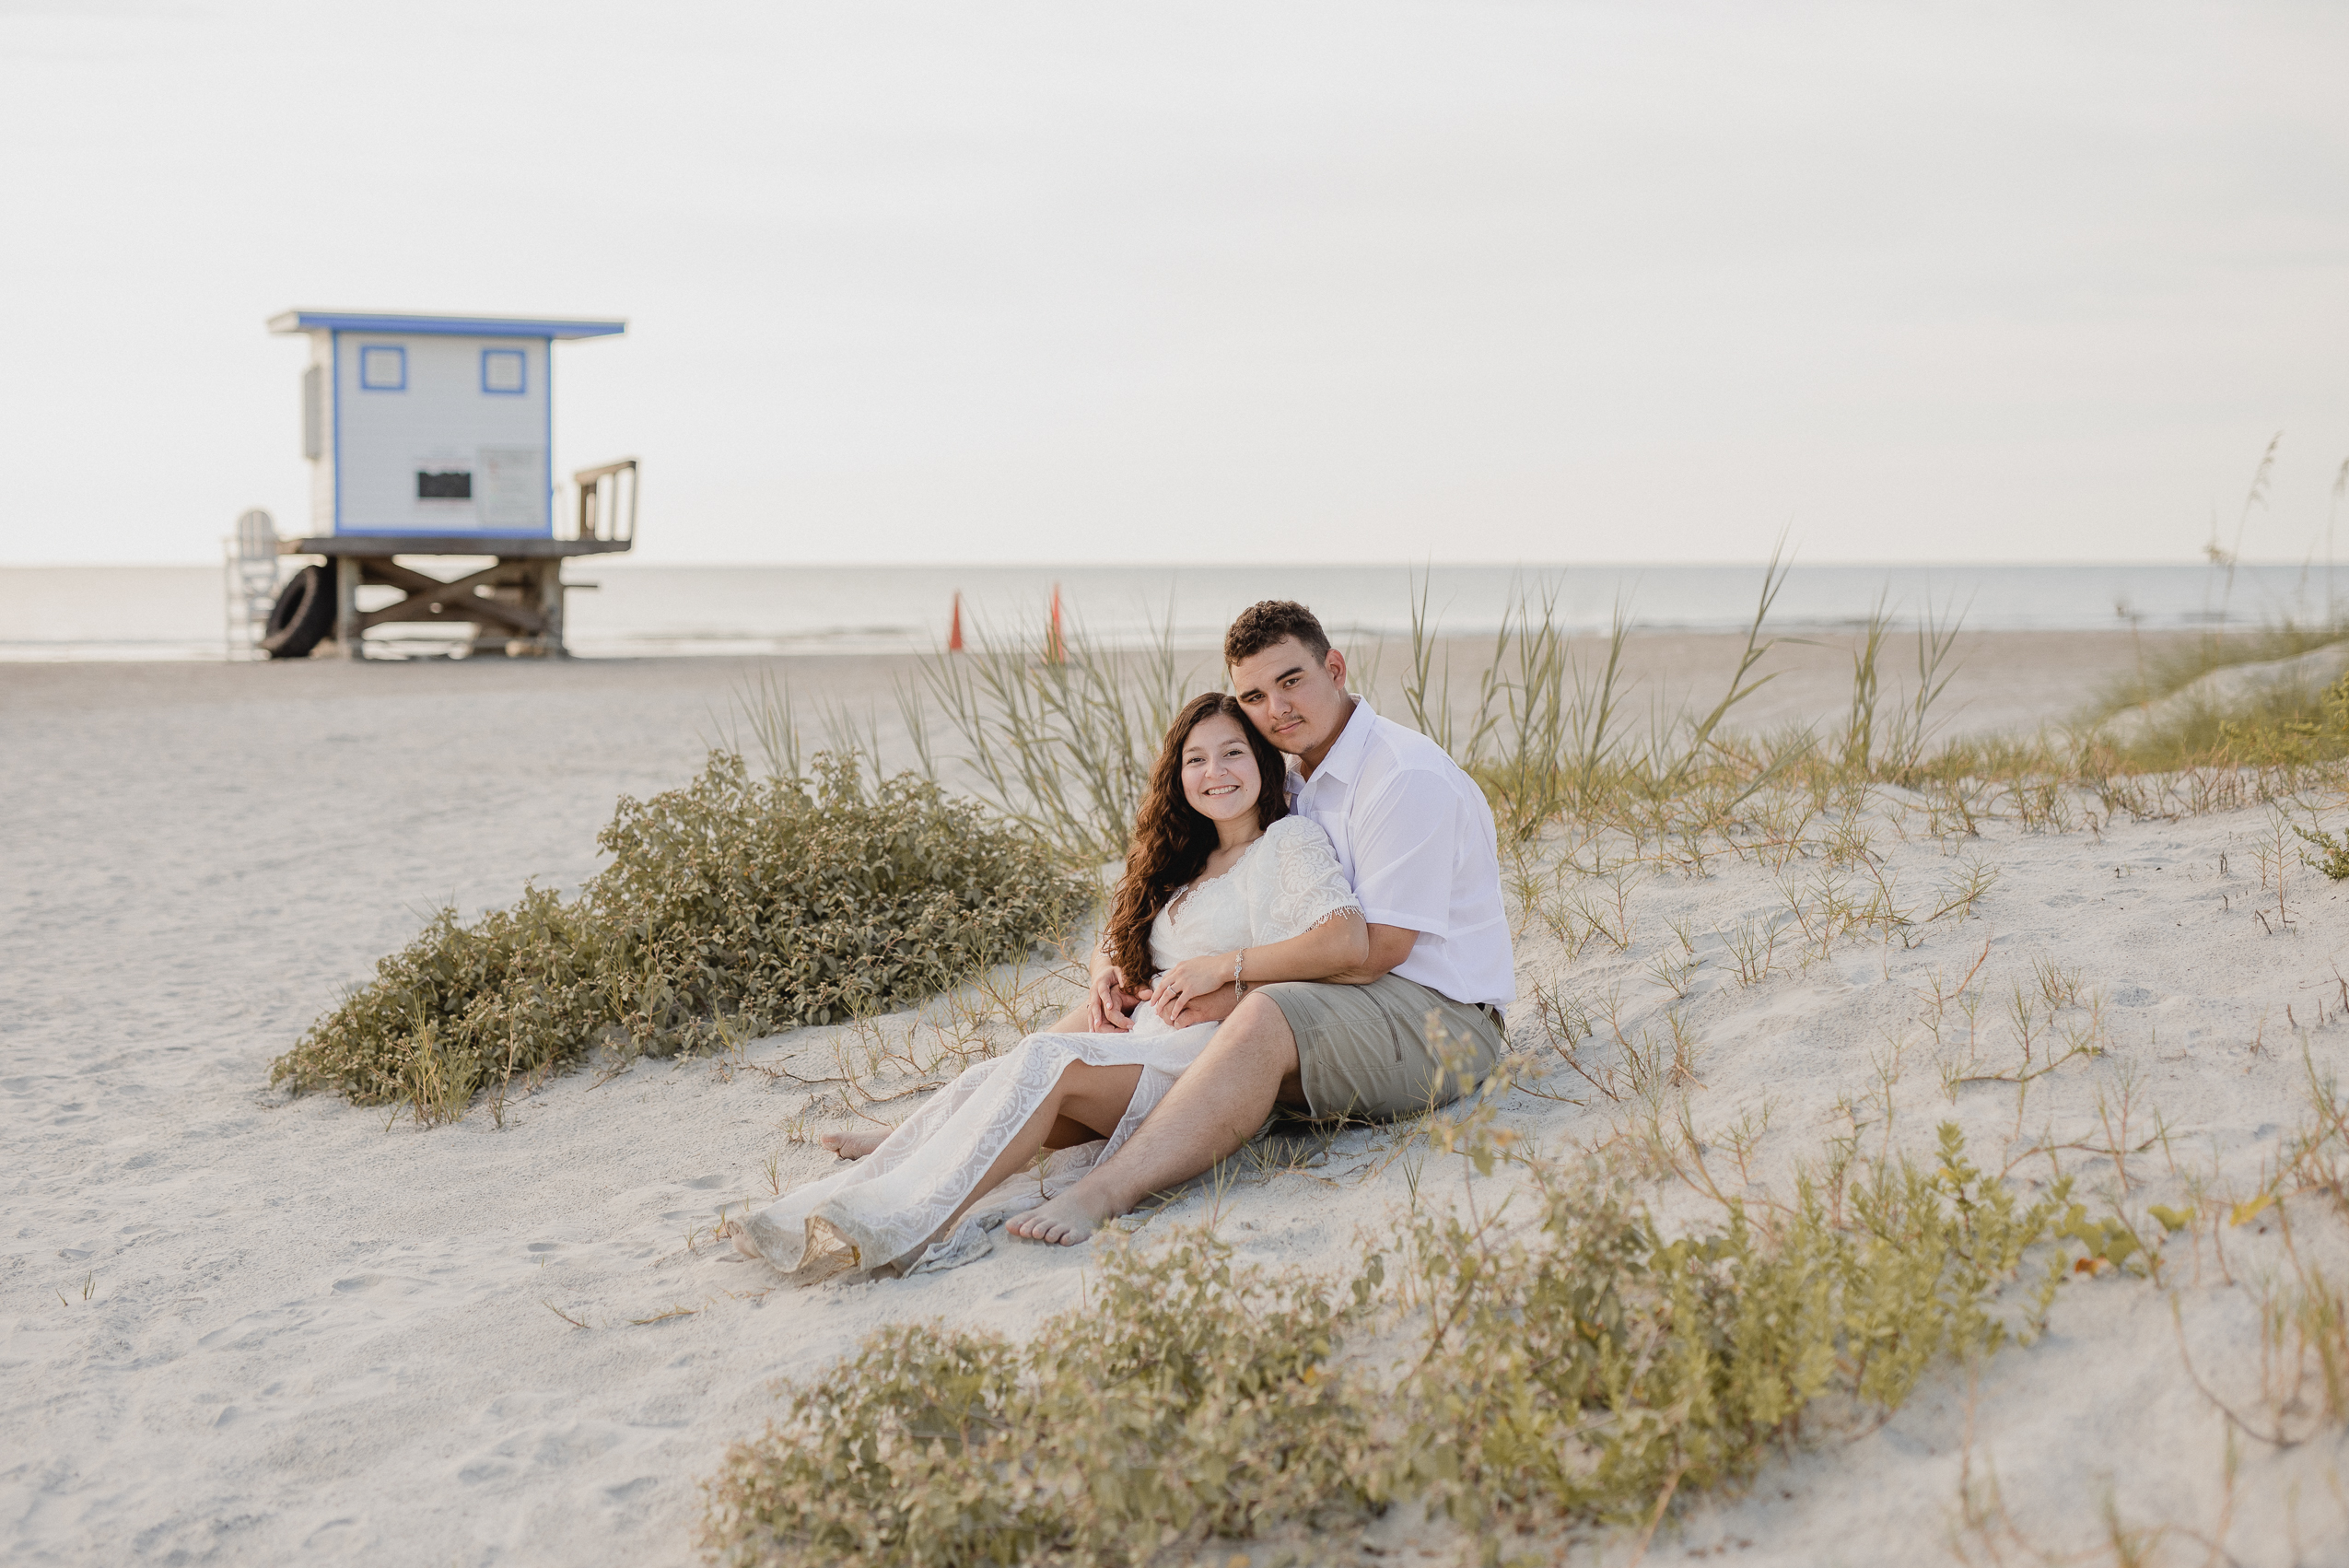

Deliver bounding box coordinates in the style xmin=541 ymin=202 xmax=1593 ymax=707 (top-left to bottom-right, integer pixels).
xmin=6 ymin=636 xmax=2345 ymax=1565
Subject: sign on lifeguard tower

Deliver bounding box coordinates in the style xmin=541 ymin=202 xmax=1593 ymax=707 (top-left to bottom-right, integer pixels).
xmin=256 ymin=309 xmax=636 ymax=659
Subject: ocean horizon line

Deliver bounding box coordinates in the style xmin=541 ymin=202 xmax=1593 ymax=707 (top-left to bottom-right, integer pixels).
xmin=0 ymin=556 xmax=2328 ymax=572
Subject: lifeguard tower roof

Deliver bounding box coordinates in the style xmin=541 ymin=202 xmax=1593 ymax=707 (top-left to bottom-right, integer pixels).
xmin=268 ymin=309 xmax=626 ymax=339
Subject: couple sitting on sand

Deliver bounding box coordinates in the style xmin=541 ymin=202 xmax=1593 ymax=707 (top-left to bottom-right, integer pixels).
xmin=730 ymin=599 xmax=1515 ymax=1278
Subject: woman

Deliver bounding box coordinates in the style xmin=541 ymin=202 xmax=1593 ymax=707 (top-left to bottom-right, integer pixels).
xmin=730 ymin=693 xmax=1366 ymax=1278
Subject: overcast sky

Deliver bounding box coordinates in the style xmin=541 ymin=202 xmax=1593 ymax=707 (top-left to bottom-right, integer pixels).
xmin=3 ymin=0 xmax=2344 ymax=567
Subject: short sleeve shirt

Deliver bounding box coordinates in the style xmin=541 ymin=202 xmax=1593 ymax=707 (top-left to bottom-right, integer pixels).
xmin=1286 ymin=696 xmax=1515 ymax=1012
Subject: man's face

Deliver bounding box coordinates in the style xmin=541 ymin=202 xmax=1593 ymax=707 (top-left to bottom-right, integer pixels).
xmin=1230 ymin=637 xmax=1351 ymax=763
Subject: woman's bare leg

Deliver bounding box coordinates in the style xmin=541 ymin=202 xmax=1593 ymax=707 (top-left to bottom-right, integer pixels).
xmin=1043 ymin=1114 xmax=1098 ymax=1150
xmin=821 ymin=1012 xmax=1096 ymax=1163
xmin=730 ymin=1061 xmax=1139 ymax=1263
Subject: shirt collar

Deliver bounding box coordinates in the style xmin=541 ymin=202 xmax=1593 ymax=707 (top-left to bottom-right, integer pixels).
xmin=1300 ymin=694 xmax=1375 ymax=789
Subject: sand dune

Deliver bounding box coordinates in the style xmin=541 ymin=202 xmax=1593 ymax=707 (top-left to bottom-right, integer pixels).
xmin=6 ymin=636 xmax=2344 ymax=1565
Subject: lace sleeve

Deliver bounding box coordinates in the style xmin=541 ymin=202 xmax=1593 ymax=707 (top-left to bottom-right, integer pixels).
xmin=1252 ymin=817 xmax=1362 ymax=944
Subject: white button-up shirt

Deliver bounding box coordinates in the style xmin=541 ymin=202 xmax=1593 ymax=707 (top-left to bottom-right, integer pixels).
xmin=1286 ymin=696 xmax=1515 ymax=1012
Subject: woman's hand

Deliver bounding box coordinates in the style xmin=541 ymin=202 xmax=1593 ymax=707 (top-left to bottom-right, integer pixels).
xmin=1143 ymin=951 xmax=1236 ymax=1028
xmin=1087 ymin=964 xmax=1139 ymax=1033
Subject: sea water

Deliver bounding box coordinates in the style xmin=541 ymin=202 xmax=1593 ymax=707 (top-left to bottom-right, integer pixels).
xmin=0 ymin=561 xmax=2337 ymax=662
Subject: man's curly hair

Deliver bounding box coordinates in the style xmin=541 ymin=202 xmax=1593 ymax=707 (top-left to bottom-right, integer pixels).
xmin=1222 ymin=600 xmax=1331 ymax=667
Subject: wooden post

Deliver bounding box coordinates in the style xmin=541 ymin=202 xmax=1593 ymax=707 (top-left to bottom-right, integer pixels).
xmin=333 ymin=556 xmax=365 ymax=658
xmin=468 ymin=557 xmax=566 ymax=656
xmin=533 ymin=558 xmax=567 ymax=656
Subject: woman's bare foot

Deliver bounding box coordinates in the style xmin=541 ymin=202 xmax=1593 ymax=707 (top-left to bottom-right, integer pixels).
xmin=1007 ymin=1190 xmax=1119 ymax=1246
xmin=821 ymin=1129 xmax=887 ymax=1160
xmin=723 ymin=1218 xmax=762 ymax=1261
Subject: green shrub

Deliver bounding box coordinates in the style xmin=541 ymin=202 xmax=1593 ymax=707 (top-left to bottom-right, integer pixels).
xmin=699 ymin=1127 xmax=2070 ymax=1565
xmin=699 ymin=1236 xmax=1377 ymax=1568
xmin=1397 ymin=1123 xmax=2064 ymax=1535
xmin=273 ymin=752 xmax=1093 ymax=1120
xmin=2298 ymin=816 xmax=2349 ymax=882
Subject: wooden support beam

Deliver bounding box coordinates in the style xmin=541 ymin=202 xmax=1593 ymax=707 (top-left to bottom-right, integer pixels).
xmin=352 ymin=559 xmax=547 ymax=636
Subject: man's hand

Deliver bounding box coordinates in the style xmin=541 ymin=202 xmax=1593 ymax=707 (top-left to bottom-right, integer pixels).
xmin=1087 ymin=964 xmax=1140 ymax=1032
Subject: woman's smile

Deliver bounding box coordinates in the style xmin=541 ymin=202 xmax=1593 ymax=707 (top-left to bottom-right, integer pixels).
xmin=1179 ymin=712 xmax=1264 ymax=826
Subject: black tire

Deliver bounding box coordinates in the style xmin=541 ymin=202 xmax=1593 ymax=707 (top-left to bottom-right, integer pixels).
xmin=260 ymin=564 xmax=335 ymax=659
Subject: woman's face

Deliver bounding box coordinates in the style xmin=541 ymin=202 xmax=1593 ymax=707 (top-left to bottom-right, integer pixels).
xmin=1179 ymin=712 xmax=1262 ymax=825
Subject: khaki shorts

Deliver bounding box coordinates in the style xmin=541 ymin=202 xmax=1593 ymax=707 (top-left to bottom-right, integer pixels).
xmin=1259 ymin=974 xmax=1505 ymax=1120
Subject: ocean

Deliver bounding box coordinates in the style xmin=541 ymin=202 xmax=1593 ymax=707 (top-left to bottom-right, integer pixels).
xmin=1 ymin=561 xmax=2337 ymax=662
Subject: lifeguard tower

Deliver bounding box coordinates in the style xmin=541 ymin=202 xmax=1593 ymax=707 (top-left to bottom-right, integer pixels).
xmin=260 ymin=309 xmax=637 ymax=658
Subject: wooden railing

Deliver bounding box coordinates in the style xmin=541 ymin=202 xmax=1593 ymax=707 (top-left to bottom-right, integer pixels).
xmin=571 ymin=458 xmax=638 ymax=544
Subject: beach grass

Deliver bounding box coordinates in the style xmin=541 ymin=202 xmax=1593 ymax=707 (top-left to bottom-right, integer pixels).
xmin=848 ymin=565 xmax=2349 ymax=877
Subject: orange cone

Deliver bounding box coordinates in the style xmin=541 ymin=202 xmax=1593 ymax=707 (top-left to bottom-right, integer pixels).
xmin=948 ymin=591 xmax=964 ymax=652
xmin=1046 ymin=583 xmax=1065 ymax=664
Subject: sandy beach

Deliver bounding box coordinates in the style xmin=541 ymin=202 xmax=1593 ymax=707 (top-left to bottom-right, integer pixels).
xmin=7 ymin=628 xmax=2348 ymax=1565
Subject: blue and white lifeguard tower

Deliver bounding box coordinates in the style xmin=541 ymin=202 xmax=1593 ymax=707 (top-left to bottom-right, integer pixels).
xmin=258 ymin=308 xmax=637 ymax=658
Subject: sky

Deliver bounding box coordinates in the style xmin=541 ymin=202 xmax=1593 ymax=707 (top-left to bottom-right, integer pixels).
xmin=2 ymin=0 xmax=2345 ymax=568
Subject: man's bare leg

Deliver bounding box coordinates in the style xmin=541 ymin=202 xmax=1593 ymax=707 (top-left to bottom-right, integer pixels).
xmin=1007 ymin=993 xmax=1300 ymax=1246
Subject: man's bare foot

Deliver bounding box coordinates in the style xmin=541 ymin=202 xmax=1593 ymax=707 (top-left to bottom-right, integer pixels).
xmin=820 ymin=1129 xmax=887 ymax=1160
xmin=1007 ymin=1190 xmax=1120 ymax=1246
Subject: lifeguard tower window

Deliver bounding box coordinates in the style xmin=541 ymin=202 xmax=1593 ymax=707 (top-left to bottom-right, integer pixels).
xmin=358 ymin=345 xmax=406 ymax=391
xmin=417 ymin=470 xmax=473 ymax=499
xmin=481 ymin=349 xmax=526 ymax=394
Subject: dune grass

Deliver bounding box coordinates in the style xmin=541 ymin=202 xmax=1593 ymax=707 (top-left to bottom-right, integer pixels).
xmin=2097 ymin=621 xmax=2349 ymax=715
xmin=859 ymin=564 xmax=2349 ymax=881
xmin=272 ymin=752 xmax=1093 ymax=1124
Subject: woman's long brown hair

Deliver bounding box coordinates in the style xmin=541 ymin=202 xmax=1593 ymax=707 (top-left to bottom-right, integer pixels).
xmin=1103 ymin=692 xmax=1289 ymax=986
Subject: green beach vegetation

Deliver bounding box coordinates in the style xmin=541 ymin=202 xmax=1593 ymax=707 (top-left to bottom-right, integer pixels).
xmin=700 ymin=1119 xmax=2073 ymax=1567
xmin=271 ymin=752 xmax=1093 ymax=1123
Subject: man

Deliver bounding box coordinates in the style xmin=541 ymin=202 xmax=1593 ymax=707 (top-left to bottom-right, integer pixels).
xmin=1009 ymin=599 xmax=1513 ymax=1244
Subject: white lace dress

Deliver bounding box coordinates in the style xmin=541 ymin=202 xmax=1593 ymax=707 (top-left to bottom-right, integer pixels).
xmin=737 ymin=814 xmax=1361 ymax=1278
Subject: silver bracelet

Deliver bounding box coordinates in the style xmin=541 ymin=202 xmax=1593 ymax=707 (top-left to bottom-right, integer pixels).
xmin=1233 ymin=948 xmax=1246 ymax=998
